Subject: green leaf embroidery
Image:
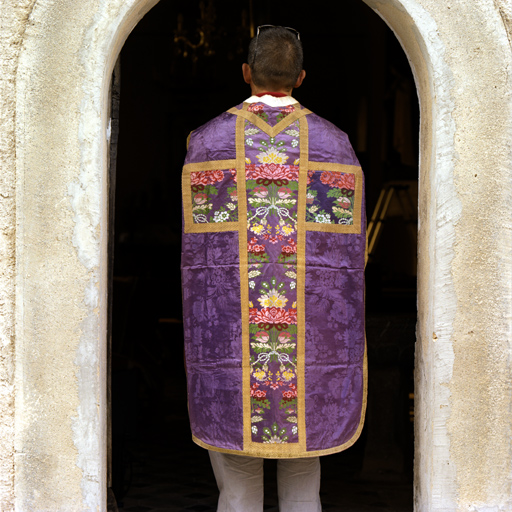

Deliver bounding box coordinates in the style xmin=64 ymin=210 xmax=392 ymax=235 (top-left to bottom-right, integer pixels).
xmin=327 ymin=189 xmax=342 ymax=198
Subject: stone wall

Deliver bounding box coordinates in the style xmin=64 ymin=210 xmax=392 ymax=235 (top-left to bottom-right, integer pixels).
xmin=0 ymin=0 xmax=510 ymax=510
xmin=0 ymin=1 xmax=37 ymax=510
xmin=364 ymin=1 xmax=512 ymax=510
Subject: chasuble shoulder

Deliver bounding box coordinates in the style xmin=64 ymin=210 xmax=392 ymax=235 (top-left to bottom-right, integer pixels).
xmin=181 ymin=101 xmax=367 ymax=458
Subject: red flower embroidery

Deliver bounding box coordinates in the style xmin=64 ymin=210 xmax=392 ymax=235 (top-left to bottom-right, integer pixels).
xmin=319 ymin=171 xmax=355 ymax=190
xmin=280 ymin=105 xmax=296 ymax=115
xmin=278 ymin=332 xmax=293 ymax=343
xmin=250 ymin=383 xmax=268 ymax=400
xmin=193 ymin=193 xmax=208 ymax=205
xmin=282 ymin=384 xmax=298 ymax=401
xmin=287 ymin=308 xmax=297 ymax=324
xmin=246 ymin=164 xmax=299 ymax=185
xmin=251 ymin=245 xmax=266 ymax=255
xmin=190 ymin=170 xmax=224 ymax=186
xmin=249 ymin=308 xmax=259 ymax=323
xmin=253 ymin=307 xmax=296 ymax=330
xmin=337 ymin=197 xmax=351 ymax=209
xmin=248 ymin=237 xmax=266 ymax=256
xmin=278 ymin=186 xmax=293 ymax=199
xmin=253 ymin=186 xmax=268 ymax=198
xmin=280 ymin=238 xmax=297 ymax=256
xmin=248 ymin=104 xmax=264 ymax=113
xmin=254 ymin=331 xmax=270 ymax=342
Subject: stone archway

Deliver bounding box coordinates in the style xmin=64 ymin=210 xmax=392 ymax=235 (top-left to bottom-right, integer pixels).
xmin=8 ymin=0 xmax=512 ymax=510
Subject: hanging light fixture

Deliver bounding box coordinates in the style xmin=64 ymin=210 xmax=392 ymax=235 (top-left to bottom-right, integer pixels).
xmin=174 ymin=0 xmax=254 ymax=63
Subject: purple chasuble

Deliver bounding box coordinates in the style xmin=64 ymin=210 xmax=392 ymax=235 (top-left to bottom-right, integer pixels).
xmin=181 ymin=101 xmax=366 ymax=458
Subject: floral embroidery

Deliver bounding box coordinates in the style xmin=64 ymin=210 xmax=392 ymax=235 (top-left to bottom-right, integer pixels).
xmin=306 ymin=170 xmax=357 ymax=225
xmin=190 ymin=169 xmax=238 ymax=224
xmin=279 ymin=238 xmax=297 ymax=264
xmin=251 ymin=303 xmax=297 ymax=330
xmin=276 ymin=105 xmax=296 ymax=123
xmin=247 ymin=103 xmax=269 ymax=121
xmin=246 ymin=163 xmax=299 ymax=186
xmin=244 ymin=104 xmax=300 ymax=444
xmin=257 ymin=288 xmax=288 ymax=308
xmin=256 ymin=145 xmax=289 ymax=165
xmin=248 ymin=237 xmax=268 ymax=262
xmin=262 ymin=422 xmax=290 ymax=443
xmin=190 ymin=169 xmax=224 ymax=189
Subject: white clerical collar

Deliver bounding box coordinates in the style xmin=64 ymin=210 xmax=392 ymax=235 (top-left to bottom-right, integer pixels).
xmin=245 ymin=95 xmax=298 ymax=107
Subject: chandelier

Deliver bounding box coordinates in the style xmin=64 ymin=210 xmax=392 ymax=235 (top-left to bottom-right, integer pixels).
xmin=173 ymin=0 xmax=255 ymax=63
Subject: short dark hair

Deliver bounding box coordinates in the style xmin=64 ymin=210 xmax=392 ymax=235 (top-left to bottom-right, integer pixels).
xmin=247 ymin=26 xmax=303 ymax=90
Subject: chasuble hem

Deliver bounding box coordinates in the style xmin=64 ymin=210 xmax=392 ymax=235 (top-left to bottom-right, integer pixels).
xmin=190 ymin=344 xmax=367 ymax=459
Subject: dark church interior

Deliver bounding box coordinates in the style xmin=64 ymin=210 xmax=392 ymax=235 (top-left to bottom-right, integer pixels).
xmin=109 ymin=1 xmax=418 ymax=510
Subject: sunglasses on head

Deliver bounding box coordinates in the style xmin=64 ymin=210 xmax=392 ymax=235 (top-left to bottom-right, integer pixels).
xmin=256 ymin=25 xmax=300 ymax=41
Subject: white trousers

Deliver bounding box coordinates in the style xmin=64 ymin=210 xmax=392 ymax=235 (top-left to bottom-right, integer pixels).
xmin=209 ymin=450 xmax=322 ymax=512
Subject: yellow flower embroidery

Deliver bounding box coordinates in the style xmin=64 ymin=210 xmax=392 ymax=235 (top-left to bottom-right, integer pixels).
xmin=281 ymin=369 xmax=295 ymax=381
xmin=256 ymin=148 xmax=289 ymax=165
xmin=282 ymin=225 xmax=295 ymax=235
xmin=253 ymin=369 xmax=266 ymax=381
xmin=251 ymin=224 xmax=264 ymax=234
xmin=257 ymin=289 xmax=288 ymax=308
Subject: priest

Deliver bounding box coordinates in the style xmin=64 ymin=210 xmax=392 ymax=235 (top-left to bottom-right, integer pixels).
xmin=181 ymin=25 xmax=366 ymax=512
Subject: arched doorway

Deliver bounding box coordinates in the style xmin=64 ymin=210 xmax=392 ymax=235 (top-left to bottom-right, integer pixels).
xmin=19 ymin=0 xmax=509 ymax=509
xmin=109 ymin=1 xmax=418 ymax=508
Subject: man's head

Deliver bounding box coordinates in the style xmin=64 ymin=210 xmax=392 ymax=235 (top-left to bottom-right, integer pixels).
xmin=243 ymin=25 xmax=305 ymax=94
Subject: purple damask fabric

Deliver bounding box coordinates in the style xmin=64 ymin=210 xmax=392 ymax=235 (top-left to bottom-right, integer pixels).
xmin=184 ymin=112 xmax=237 ymax=164
xmin=304 ymin=119 xmax=366 ymax=450
xmin=181 ymin=231 xmax=243 ymax=450
xmin=181 ymin=100 xmax=366 ymax=457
